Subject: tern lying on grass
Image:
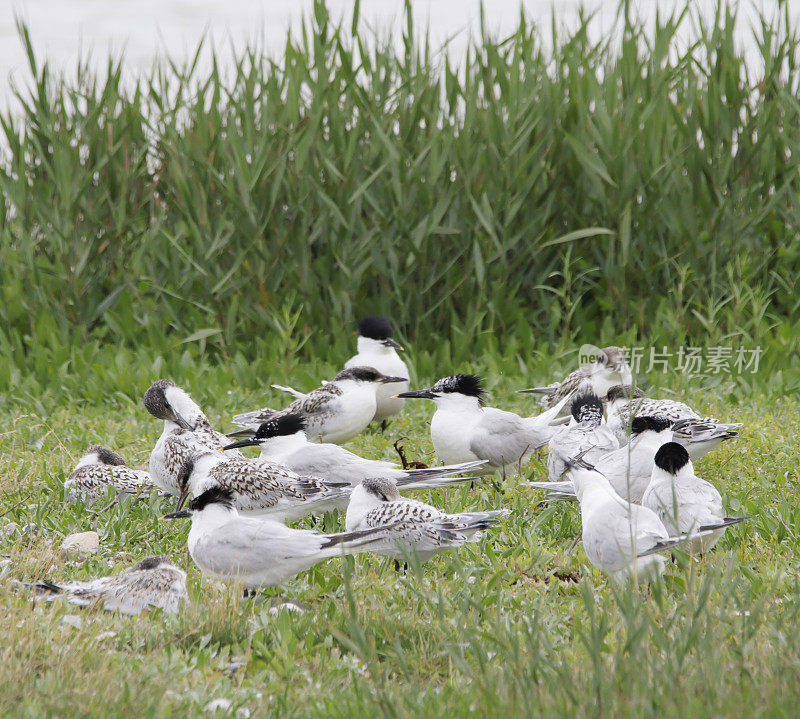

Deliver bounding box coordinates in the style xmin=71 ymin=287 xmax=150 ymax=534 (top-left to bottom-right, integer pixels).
xmin=230 ymin=367 xmax=407 ymax=444
xmin=222 ymin=414 xmax=487 ymax=489
xmin=163 ymin=486 xmax=398 ymax=592
xmin=641 ymin=442 xmax=748 ymax=554
xmin=605 ymin=385 xmax=742 ymax=460
xmin=23 ymin=557 xmax=188 ymax=615
xmin=345 ymin=477 xmax=509 ymax=562
xmin=64 ymin=445 xmax=153 ymax=505
xmin=397 ymin=374 xmax=569 ymax=476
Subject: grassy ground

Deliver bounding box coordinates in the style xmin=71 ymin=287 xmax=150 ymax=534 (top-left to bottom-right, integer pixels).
xmin=0 ymin=360 xmax=797 ymax=718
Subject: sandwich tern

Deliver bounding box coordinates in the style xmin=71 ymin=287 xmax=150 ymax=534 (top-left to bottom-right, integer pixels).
xmin=397 ymin=374 xmax=569 ymax=475
xmin=64 ymin=445 xmax=153 ymax=505
xmin=163 ymin=486 xmax=398 ymax=590
xmin=175 ymin=452 xmax=353 ymax=522
xmin=641 ymin=442 xmax=747 ymax=554
xmin=230 ymin=367 xmax=407 ymax=444
xmin=563 ymin=456 xmax=719 ymax=582
xmin=605 ymin=385 xmax=742 ymax=459
xmin=344 ymin=315 xmax=410 ymax=424
xmin=144 ymin=379 xmax=243 ymax=496
xmin=518 ymin=346 xmax=632 ymax=414
xmin=222 ymin=413 xmax=487 ymax=489
xmin=345 ymin=477 xmax=508 ymax=561
xmin=25 ymin=556 xmax=188 ymax=615
xmin=547 ymin=394 xmax=620 ymax=481
xmin=527 ymin=415 xmax=674 ymax=502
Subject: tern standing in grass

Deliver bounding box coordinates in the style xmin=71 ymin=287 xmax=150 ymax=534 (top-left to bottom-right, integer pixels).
xmin=231 ymin=367 xmax=407 ymax=444
xmin=163 ymin=486 xmax=398 ymax=593
xmin=344 ymin=315 xmax=410 ymax=425
xmin=222 ymin=414 xmax=485 ymax=489
xmin=398 ymin=374 xmax=569 ymax=475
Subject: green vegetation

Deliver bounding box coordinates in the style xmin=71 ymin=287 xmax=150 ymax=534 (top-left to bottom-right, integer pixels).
xmin=1 ymin=1 xmax=799 ymax=716
xmin=0 ymin=373 xmax=796 ymax=717
xmin=1 ymin=0 xmax=800 ymax=402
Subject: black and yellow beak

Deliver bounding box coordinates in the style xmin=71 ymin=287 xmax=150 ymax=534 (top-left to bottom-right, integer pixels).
xmin=161 ymin=509 xmax=191 ymax=520
xmin=222 ymin=437 xmax=261 ymax=451
xmin=382 ymin=338 xmax=404 ymax=351
xmin=395 ymin=388 xmax=436 ymax=399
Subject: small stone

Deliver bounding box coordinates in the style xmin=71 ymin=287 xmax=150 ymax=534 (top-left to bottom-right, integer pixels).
xmin=61 ymin=614 xmax=82 ymax=629
xmin=1 ymin=523 xmax=19 ymax=538
xmin=204 ymin=698 xmax=232 ymax=713
xmin=60 ymin=532 xmax=100 ymax=560
xmin=268 ymin=597 xmax=307 ymax=616
xmin=236 ymin=708 xmax=251 ymax=719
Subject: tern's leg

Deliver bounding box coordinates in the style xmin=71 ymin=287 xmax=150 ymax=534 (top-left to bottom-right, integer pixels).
xmin=393 ymin=559 xmax=408 ymax=573
xmin=380 ymin=420 xmax=389 ymax=432
xmin=565 ymin=534 xmax=581 ymax=555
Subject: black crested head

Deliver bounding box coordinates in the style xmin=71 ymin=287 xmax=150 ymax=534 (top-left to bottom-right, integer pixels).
xmin=630 ymin=415 xmax=672 ymax=436
xmin=358 ymin=315 xmax=394 ymax=340
xmin=143 ymin=379 xmax=177 ymax=420
xmin=255 ymin=413 xmax=307 ymax=439
xmin=334 ymin=366 xmax=383 ymax=383
xmin=190 ymin=486 xmax=235 ymax=512
xmin=431 ymin=374 xmax=485 ymax=399
xmin=570 ymin=393 xmax=603 ymax=424
xmin=131 ymin=556 xmax=169 ymax=571
xmin=606 ymin=384 xmax=645 ymax=402
xmin=654 ymin=442 xmax=690 ymax=474
xmin=88 ymin=445 xmax=127 ymax=466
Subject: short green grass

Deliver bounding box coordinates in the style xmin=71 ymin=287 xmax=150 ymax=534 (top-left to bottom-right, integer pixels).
xmin=0 ymin=360 xmax=797 ymax=718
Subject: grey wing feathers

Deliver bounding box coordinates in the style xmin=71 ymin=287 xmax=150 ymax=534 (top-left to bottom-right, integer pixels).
xmin=402 ymin=460 xmax=488 ymax=479
xmin=469 ymin=410 xmax=543 ymax=468
xmin=232 ymin=408 xmax=278 ymax=429
xmin=520 ymin=383 xmax=558 ymax=395
xmin=541 ymin=370 xmax=586 ymax=408
xmin=210 ymin=458 xmax=350 ymax=511
xmin=286 ymin=385 xmax=343 ymax=417
xmin=65 ymin=465 xmax=152 ymax=501
xmin=671 ymin=418 xmax=741 ymax=441
xmin=271 ymin=384 xmax=307 ymax=399
xmin=636 ymin=530 xmax=716 ymax=558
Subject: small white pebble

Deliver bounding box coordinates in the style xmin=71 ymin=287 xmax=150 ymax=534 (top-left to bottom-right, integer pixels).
xmin=96 ymin=631 xmax=117 ymax=641
xmin=61 ymin=614 xmax=82 ymax=629
xmin=204 ymin=698 xmax=232 ymax=713
xmin=60 ymin=532 xmax=100 ymax=560
xmin=1 ymin=522 xmax=19 ymax=538
xmin=268 ymin=601 xmax=306 ymax=616
xmin=236 ymin=709 xmax=251 ymax=719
